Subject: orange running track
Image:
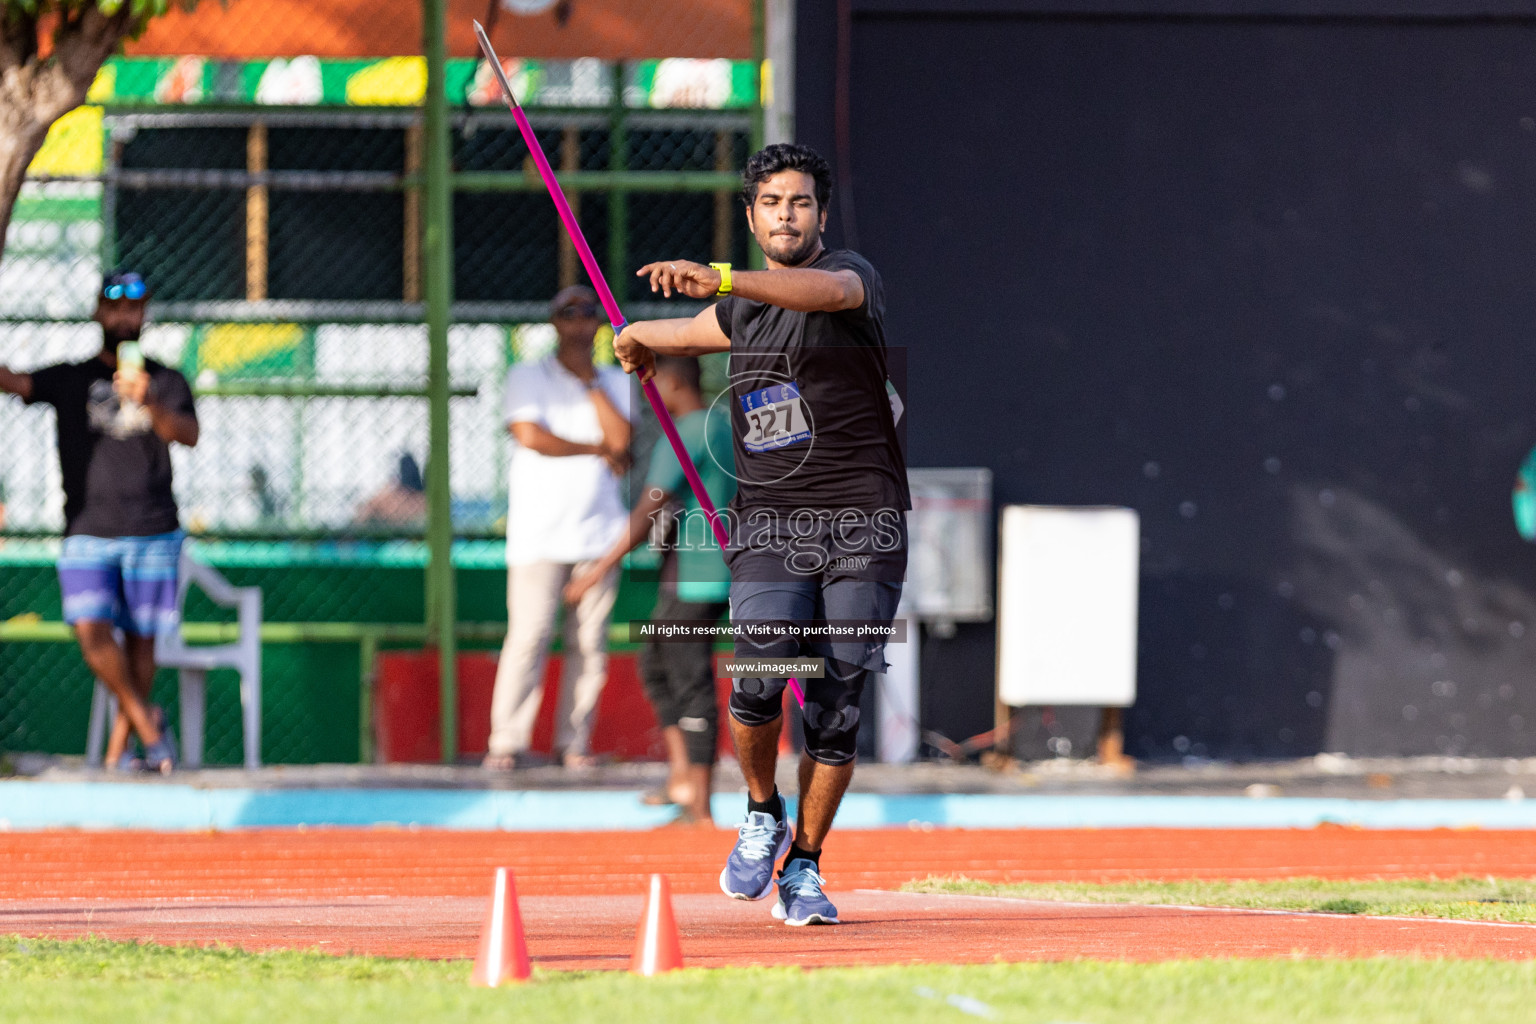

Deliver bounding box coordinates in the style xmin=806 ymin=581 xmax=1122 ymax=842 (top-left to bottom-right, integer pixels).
xmin=4 ymin=828 xmax=1536 ymax=965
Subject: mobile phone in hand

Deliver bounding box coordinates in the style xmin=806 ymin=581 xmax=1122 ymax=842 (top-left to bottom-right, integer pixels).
xmin=118 ymin=341 xmax=144 ymax=376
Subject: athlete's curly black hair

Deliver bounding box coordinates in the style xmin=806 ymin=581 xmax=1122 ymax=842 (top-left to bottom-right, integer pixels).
xmin=742 ymin=143 xmax=832 ymax=211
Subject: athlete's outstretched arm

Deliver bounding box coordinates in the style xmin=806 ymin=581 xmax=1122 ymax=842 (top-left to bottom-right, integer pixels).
xmin=614 ymin=304 xmax=730 ymax=381
xmin=637 ymin=258 xmax=863 ymax=313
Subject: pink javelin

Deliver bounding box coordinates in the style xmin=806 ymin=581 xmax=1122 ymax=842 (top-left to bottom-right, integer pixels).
xmin=473 ymin=22 xmax=806 ymax=709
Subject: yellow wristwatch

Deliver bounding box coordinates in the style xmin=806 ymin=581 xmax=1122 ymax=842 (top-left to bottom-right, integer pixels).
xmin=709 ymin=262 xmax=732 ymax=296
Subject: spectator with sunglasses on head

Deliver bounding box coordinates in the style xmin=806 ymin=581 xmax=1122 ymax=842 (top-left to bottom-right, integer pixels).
xmin=485 ymin=285 xmax=633 ymax=770
xmin=0 ymin=271 xmax=198 ymax=773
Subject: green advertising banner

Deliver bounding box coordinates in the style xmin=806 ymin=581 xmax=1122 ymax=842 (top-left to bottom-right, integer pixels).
xmin=85 ymin=56 xmax=758 ymax=110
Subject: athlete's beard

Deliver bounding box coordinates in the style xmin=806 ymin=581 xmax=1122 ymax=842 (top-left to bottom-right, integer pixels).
xmin=759 ymin=226 xmax=822 ymax=267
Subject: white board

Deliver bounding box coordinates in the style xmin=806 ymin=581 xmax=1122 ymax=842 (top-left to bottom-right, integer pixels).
xmin=997 ymin=505 xmax=1139 ymax=707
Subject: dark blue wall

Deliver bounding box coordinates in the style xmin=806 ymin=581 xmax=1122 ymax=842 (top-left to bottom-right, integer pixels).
xmin=800 ymin=2 xmax=1536 ymax=759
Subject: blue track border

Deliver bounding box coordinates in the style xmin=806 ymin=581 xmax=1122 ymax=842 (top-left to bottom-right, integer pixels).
xmin=3 ymin=783 xmax=1536 ymax=831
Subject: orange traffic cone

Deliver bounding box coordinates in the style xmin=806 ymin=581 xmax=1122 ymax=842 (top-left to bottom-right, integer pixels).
xmin=629 ymin=873 xmax=684 ymax=975
xmin=471 ymin=867 xmax=531 ymax=986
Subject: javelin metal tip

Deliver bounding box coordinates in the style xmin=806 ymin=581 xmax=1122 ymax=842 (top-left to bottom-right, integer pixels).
xmin=473 ymin=19 xmax=523 ymax=111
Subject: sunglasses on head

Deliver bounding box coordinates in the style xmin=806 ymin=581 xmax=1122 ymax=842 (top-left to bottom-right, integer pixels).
xmin=555 ymin=301 xmax=601 ymax=319
xmin=103 ymin=275 xmax=147 ymax=301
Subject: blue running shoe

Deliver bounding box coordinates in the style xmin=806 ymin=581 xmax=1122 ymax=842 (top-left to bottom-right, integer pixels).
xmin=771 ymin=858 xmax=839 ymax=925
xmin=718 ymin=801 xmax=791 ymax=900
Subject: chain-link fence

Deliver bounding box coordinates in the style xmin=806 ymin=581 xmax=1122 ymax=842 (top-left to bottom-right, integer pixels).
xmin=0 ymin=0 xmax=763 ymax=764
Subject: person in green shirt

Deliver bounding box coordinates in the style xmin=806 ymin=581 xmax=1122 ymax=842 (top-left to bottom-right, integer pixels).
xmin=565 ymin=356 xmax=735 ymax=824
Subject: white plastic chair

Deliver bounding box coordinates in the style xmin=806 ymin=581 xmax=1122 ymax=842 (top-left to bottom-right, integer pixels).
xmin=85 ymin=545 xmax=263 ymax=770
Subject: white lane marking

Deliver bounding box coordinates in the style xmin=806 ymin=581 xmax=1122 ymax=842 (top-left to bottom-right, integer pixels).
xmin=913 ymin=986 xmax=998 ymax=1019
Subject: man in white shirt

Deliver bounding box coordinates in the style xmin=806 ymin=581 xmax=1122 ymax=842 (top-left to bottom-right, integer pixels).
xmin=486 ymin=285 xmax=633 ymax=769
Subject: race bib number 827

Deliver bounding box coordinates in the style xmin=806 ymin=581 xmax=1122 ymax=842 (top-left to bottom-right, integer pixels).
xmin=739 ymin=381 xmax=812 ymax=453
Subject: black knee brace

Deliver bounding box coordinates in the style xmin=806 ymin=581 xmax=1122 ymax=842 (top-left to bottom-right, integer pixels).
xmin=728 ymin=675 xmax=787 ymax=727
xmin=800 ymin=659 xmax=868 ymax=766
xmin=729 ymin=660 xmax=869 ymax=765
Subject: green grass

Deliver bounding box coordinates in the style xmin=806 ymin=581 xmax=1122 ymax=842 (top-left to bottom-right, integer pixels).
xmin=902 ymin=875 xmax=1536 ymax=923
xmin=3 ymin=937 xmax=1536 ymax=1023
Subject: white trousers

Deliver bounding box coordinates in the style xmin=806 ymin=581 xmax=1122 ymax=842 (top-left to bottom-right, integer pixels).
xmin=488 ymin=559 xmax=618 ymax=757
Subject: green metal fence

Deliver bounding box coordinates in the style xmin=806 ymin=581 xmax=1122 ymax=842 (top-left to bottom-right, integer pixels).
xmin=0 ymin=540 xmax=662 ymax=764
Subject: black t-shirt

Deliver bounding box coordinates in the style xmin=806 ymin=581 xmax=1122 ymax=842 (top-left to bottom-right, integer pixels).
xmin=714 ymin=248 xmax=910 ymax=514
xmin=25 ymin=354 xmax=195 ymax=537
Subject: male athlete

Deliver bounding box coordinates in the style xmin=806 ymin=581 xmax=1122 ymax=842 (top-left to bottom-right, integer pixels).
xmin=615 ymin=143 xmax=908 ymax=925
